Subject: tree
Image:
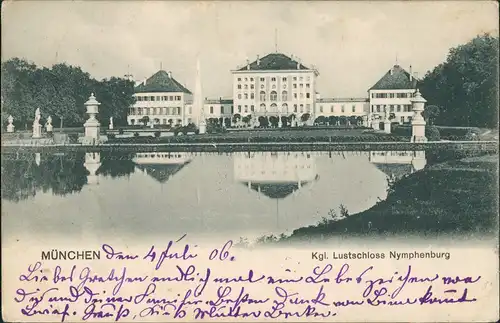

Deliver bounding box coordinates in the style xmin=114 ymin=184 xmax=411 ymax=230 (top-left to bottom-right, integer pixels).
xmin=232 ymin=113 xmax=241 ymax=123
xmin=423 ymin=105 xmax=440 ymax=125
xmin=140 ymin=116 xmax=150 ymax=126
xmin=420 ymin=34 xmax=498 ymax=128
xmin=300 ymin=113 xmax=310 ymax=123
xmin=314 ymin=116 xmax=326 ymax=125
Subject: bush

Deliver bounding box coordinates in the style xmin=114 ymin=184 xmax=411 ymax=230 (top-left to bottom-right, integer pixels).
xmin=426 ymin=126 xmax=441 ymax=141
xmin=108 ymin=134 xmax=116 ymax=139
xmin=133 ymin=132 xmax=139 ymax=137
xmin=154 ymin=131 xmax=161 ymax=138
xmin=118 ymin=128 xmax=124 ymax=135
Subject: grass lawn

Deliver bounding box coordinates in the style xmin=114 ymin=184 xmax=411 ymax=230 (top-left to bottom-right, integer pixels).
xmin=260 ymin=153 xmax=498 ymax=242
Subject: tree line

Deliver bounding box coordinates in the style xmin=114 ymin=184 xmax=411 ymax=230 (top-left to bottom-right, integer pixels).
xmin=1 ymin=58 xmax=135 ymax=130
xmin=420 ymin=33 xmax=498 ymax=128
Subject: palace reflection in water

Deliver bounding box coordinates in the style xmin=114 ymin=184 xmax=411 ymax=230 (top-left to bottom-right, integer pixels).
xmin=1 ymin=150 xmax=427 ymax=242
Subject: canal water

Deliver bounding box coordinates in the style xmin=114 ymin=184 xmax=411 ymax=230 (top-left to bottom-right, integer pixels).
xmin=1 ymin=150 xmax=431 ymax=244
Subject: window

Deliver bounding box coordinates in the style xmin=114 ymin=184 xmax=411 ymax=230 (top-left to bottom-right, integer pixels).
xmin=306 ymin=83 xmax=310 ymax=88
xmin=341 ymin=105 xmax=345 ymax=113
xmin=371 ymin=93 xmax=375 ymax=98
xmin=260 ymin=91 xmax=266 ymax=101
xmin=283 ymin=84 xmax=287 ymax=89
xmin=260 ymin=103 xmax=266 ymax=112
xmin=294 ymin=104 xmax=298 ymax=112
xmin=163 ymin=107 xmax=167 ymax=115
xmin=250 ymin=84 xmax=254 ymax=89
xmin=251 ymin=105 xmax=254 ymax=112
xmin=210 ymin=106 xmax=213 ymax=114
xmin=270 ymin=103 xmax=277 ymax=112
xmin=271 ymin=77 xmax=276 ymax=82
xmin=244 ymin=105 xmax=248 ymax=113
xmin=244 ymin=78 xmax=248 ymax=81
xmin=270 ymin=91 xmax=277 ymax=101
xmin=176 ymin=96 xmax=181 ymax=100
xmin=244 ymin=93 xmax=248 ymax=99
xmin=306 ymin=104 xmax=310 ymax=112
xmin=294 ymin=93 xmax=298 ymax=99
xmin=220 ymin=106 xmax=224 ymax=114
xmin=238 ymin=94 xmax=242 ymax=99
xmin=138 ymin=108 xmax=143 ymax=115
xmin=389 ymin=93 xmax=395 ymax=98
xmin=150 ymin=96 xmax=155 ymax=101
xmin=306 ymin=76 xmax=310 ymax=81
xmin=293 ymin=84 xmax=297 ymax=89
xmin=319 ymin=105 xmax=323 ymax=113
xmin=281 ymin=91 xmax=288 ymax=101
xmin=137 ymin=96 xmax=142 ymax=101
xmin=306 ymin=93 xmax=310 ymax=99
xmin=251 ymin=93 xmax=255 ymax=99
xmin=244 ymin=84 xmax=248 ymax=89
xmin=272 ymin=85 xmax=276 ymax=89
xmin=250 ymin=78 xmax=254 ymax=81
xmin=260 ymin=84 xmax=265 ymax=89
xmin=396 ymin=105 xmax=401 ymax=112
xmin=231 ymin=106 xmax=234 ymax=113
xmin=282 ymin=77 xmax=287 ymax=82
xmin=238 ymin=78 xmax=241 ymax=81
xmin=260 ymin=77 xmax=265 ymax=82
xmin=352 ymin=105 xmax=356 ymax=113
xmin=330 ymin=106 xmax=334 ymax=112
xmin=169 ymin=96 xmax=173 ymax=100
xmin=156 ymin=96 xmax=161 ymax=101
xmin=300 ymin=104 xmax=304 ymax=113
xmin=390 ymin=105 xmax=394 ymax=112
xmin=376 ymin=105 xmax=381 ymax=113
xmin=282 ymin=103 xmax=288 ymax=113
xmin=299 ymin=77 xmax=303 ymax=81
xmin=238 ymin=105 xmax=242 ymax=113
xmin=237 ymin=84 xmax=242 ymax=89
xmin=189 ymin=107 xmax=192 ymax=114
xmin=300 ymin=84 xmax=303 ymax=88
xmin=300 ymin=93 xmax=304 ymax=99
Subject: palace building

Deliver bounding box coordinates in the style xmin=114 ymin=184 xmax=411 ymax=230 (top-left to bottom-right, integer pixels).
xmin=368 ymin=64 xmax=419 ymax=127
xmin=231 ymin=53 xmax=320 ymax=127
xmin=127 ymin=70 xmax=193 ymax=126
xmin=315 ymin=97 xmax=369 ymax=126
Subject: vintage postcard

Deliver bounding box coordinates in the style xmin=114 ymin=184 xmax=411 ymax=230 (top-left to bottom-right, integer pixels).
xmin=1 ymin=0 xmax=499 ymax=322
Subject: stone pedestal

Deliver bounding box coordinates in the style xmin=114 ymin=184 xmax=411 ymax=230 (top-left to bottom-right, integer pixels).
xmin=384 ymin=120 xmax=391 ymax=133
xmin=372 ymin=120 xmax=380 ymax=131
xmin=46 ymin=116 xmax=53 ymax=133
xmin=412 ymin=151 xmax=427 ymax=172
xmin=199 ymin=119 xmax=206 ymax=134
xmin=278 ymin=116 xmax=283 ymax=128
xmin=410 ymin=89 xmax=427 ymax=143
xmin=83 ymin=93 xmax=101 ymax=144
xmin=32 ymin=122 xmax=42 ymax=138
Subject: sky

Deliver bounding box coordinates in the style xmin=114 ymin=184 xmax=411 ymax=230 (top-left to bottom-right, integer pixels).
xmin=1 ymin=1 xmax=498 ymax=98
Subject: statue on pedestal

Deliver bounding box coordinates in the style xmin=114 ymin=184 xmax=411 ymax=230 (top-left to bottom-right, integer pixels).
xmin=45 ymin=116 xmax=53 ymax=132
xmin=7 ymin=115 xmax=15 ymax=133
xmin=109 ymin=117 xmax=114 ymax=130
xmin=32 ymin=108 xmax=42 ymax=138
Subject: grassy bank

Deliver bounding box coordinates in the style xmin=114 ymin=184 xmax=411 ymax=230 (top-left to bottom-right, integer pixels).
xmin=256 ymin=153 xmax=498 ymax=243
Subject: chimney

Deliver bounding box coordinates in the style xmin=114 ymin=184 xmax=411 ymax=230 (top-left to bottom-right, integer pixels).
xmin=168 ymin=71 xmax=172 ymax=78
xmin=257 ymin=55 xmax=260 ymax=66
xmin=414 ymin=72 xmax=419 ymax=79
xmin=291 ymin=54 xmax=294 ymax=61
xmin=297 ymin=58 xmax=301 ymax=70
xmin=390 ymin=68 xmax=393 ymax=76
xmin=143 ymin=77 xmax=147 ymax=85
xmin=246 ymin=59 xmax=250 ymax=70
xmin=409 ymin=65 xmax=413 ymax=81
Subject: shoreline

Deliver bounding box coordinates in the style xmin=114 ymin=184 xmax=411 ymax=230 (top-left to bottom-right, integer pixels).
xmin=1 ymin=140 xmax=498 ymax=153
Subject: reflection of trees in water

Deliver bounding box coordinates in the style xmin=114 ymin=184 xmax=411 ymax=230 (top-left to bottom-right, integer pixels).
xmin=1 ymin=153 xmax=87 ymax=202
xmin=96 ymin=152 xmax=135 ymax=178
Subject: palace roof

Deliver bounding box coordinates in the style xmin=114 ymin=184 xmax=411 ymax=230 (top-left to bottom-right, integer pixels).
xmin=369 ymin=65 xmax=418 ymax=91
xmin=135 ymin=70 xmax=192 ymax=94
xmin=237 ymin=53 xmax=311 ymax=71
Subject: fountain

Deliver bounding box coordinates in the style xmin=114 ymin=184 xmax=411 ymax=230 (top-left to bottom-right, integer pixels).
xmin=83 ymin=93 xmax=101 ymax=144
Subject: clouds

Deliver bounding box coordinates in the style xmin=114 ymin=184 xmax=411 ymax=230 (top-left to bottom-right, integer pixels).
xmin=2 ymin=1 xmax=498 ymax=97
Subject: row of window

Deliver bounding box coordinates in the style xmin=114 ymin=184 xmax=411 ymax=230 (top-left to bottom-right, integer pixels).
xmin=237 ymin=83 xmax=311 ymax=90
xmin=319 ymin=105 xmax=358 ymax=113
xmin=371 ymin=104 xmax=412 ymax=113
xmin=136 ymin=95 xmax=182 ymax=102
xmin=237 ymin=76 xmax=311 ymax=82
xmin=130 ymin=107 xmax=182 ymax=115
xmin=237 ymin=91 xmax=311 ymax=101
xmin=371 ymin=92 xmax=413 ymax=99
xmin=235 ymin=103 xmax=312 ymax=114
xmin=129 ymin=118 xmax=183 ymax=125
